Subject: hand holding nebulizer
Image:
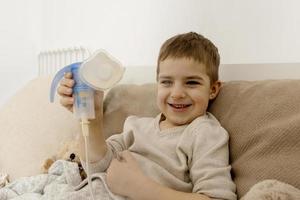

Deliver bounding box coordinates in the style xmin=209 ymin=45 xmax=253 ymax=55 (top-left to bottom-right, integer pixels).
xmin=50 ymin=50 xmax=125 ymax=120
xmin=49 ymin=50 xmax=125 ymax=199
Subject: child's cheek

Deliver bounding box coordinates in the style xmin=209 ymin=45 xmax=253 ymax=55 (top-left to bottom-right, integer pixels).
xmin=195 ymin=95 xmax=210 ymax=111
xmin=156 ymin=89 xmax=167 ymax=108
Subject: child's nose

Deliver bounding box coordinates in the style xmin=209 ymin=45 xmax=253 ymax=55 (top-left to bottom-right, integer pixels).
xmin=171 ymin=85 xmax=186 ymax=99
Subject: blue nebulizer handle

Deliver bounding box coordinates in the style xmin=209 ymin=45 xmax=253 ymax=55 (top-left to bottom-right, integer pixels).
xmin=50 ymin=50 xmax=125 ymax=120
xmin=49 ymin=62 xmax=95 ymax=119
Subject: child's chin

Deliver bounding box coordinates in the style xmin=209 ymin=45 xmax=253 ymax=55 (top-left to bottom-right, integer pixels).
xmin=170 ymin=118 xmax=191 ymax=126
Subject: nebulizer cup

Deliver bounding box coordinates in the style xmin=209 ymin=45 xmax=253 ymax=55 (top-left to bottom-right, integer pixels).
xmin=50 ymin=49 xmax=125 ymax=199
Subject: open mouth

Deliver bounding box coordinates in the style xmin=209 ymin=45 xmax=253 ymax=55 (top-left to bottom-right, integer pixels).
xmin=168 ymin=103 xmax=192 ymax=110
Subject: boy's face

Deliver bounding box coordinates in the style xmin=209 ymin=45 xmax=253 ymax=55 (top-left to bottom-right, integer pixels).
xmin=157 ymin=57 xmax=220 ymax=129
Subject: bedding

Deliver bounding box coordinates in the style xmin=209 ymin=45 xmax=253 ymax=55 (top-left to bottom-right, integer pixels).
xmin=0 ymin=160 xmax=124 ymax=200
xmin=1 ymin=162 xmax=299 ymax=199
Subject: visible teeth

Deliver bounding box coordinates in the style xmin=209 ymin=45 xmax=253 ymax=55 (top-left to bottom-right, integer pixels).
xmin=171 ymin=104 xmax=189 ymax=108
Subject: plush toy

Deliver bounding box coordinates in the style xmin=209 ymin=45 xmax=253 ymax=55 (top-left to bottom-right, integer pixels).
xmin=0 ymin=173 xmax=9 ymax=188
xmin=241 ymin=179 xmax=300 ymax=200
xmin=42 ymin=139 xmax=86 ymax=180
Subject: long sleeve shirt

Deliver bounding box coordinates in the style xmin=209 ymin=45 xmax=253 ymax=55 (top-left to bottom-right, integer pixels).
xmin=87 ymin=112 xmax=236 ymax=200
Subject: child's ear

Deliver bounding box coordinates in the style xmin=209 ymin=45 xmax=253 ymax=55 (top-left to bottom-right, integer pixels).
xmin=209 ymin=81 xmax=222 ymax=100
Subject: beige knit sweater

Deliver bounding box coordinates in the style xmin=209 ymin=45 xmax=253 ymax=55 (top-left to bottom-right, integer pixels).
xmin=89 ymin=113 xmax=237 ymax=200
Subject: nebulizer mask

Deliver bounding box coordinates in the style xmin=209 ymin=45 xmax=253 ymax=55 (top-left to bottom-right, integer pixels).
xmin=50 ymin=50 xmax=125 ymax=199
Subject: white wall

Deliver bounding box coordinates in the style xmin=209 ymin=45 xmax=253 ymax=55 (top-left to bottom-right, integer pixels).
xmin=0 ymin=0 xmax=42 ymax=107
xmin=201 ymin=0 xmax=300 ymax=64
xmin=40 ymin=0 xmax=300 ymax=65
xmin=1 ymin=0 xmax=300 ymax=107
xmin=40 ymin=0 xmax=205 ymax=65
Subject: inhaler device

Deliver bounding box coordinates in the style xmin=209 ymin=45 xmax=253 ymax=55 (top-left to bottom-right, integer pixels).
xmin=50 ymin=50 xmax=125 ymax=199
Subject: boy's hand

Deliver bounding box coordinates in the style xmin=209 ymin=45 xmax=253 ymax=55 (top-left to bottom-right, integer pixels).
xmin=106 ymin=150 xmax=149 ymax=198
xmin=57 ymin=72 xmax=74 ymax=112
xmin=57 ymin=72 xmax=104 ymax=114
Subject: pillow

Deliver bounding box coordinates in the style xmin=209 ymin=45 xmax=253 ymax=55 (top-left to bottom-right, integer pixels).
xmin=0 ymin=77 xmax=80 ymax=181
xmin=103 ymin=83 xmax=160 ymax=138
xmin=208 ymin=80 xmax=300 ymax=198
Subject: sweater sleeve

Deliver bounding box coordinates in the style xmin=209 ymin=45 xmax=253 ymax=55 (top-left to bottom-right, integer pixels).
xmin=189 ymin=121 xmax=237 ymax=200
xmin=81 ymin=116 xmax=136 ymax=174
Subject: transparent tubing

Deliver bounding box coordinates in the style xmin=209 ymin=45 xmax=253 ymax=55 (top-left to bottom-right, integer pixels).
xmin=81 ymin=119 xmax=96 ymax=200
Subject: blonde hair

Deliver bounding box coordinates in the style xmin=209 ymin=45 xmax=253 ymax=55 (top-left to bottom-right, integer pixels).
xmin=157 ymin=32 xmax=220 ymax=83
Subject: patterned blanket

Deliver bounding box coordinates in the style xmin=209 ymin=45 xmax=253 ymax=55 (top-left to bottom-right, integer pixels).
xmin=1 ymin=160 xmax=299 ymax=200
xmin=0 ymin=160 xmax=125 ymax=200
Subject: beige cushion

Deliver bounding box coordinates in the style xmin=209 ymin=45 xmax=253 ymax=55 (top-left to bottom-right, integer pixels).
xmin=103 ymin=83 xmax=160 ymax=138
xmin=209 ymin=80 xmax=300 ymax=198
xmin=0 ymin=77 xmax=80 ymax=181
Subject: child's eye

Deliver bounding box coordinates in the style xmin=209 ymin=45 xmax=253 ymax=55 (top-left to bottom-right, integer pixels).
xmin=186 ymin=81 xmax=200 ymax=85
xmin=160 ymin=80 xmax=172 ymax=86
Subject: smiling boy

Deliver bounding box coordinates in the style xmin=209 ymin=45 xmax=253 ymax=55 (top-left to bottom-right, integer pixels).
xmin=58 ymin=32 xmax=237 ymax=200
xmin=157 ymin=57 xmax=219 ymax=129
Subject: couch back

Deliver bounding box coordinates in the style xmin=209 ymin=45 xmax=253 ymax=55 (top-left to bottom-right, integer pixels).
xmin=0 ymin=75 xmax=299 ymax=198
xmin=208 ymin=80 xmax=300 ymax=197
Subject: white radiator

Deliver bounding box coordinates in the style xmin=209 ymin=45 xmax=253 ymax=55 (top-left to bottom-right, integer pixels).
xmin=38 ymin=46 xmax=91 ymax=76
